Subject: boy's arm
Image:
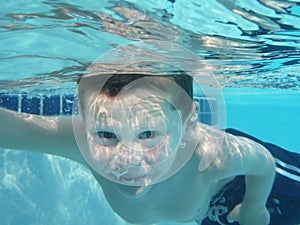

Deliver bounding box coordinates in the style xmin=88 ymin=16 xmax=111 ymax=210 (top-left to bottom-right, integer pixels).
xmin=0 ymin=107 xmax=85 ymax=165
xmin=206 ymin=132 xmax=276 ymax=225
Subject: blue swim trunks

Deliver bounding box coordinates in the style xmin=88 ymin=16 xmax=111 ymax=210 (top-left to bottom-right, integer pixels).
xmin=197 ymin=128 xmax=300 ymax=225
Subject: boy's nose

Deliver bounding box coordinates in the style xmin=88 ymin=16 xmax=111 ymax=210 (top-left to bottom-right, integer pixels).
xmin=115 ymin=145 xmax=144 ymax=166
xmin=104 ymin=147 xmax=151 ymax=180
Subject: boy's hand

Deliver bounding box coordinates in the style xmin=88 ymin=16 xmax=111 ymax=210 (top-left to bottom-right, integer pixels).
xmin=227 ymin=203 xmax=270 ymax=225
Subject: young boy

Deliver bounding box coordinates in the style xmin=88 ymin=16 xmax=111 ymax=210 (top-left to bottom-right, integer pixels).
xmin=0 ymin=70 xmax=300 ymax=225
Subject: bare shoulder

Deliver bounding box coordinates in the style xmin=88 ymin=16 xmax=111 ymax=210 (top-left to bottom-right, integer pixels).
xmin=195 ymin=125 xmax=274 ymax=180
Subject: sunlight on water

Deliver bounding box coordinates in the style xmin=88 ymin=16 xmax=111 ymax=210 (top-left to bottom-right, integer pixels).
xmin=0 ymin=0 xmax=299 ymax=93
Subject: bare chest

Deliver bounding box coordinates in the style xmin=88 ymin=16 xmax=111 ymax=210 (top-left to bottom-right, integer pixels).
xmin=97 ymin=155 xmax=216 ymax=224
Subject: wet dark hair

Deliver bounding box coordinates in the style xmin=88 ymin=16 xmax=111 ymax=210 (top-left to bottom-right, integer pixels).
xmin=99 ymin=73 xmax=193 ymax=98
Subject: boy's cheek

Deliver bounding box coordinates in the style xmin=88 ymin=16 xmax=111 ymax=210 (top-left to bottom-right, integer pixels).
xmin=88 ymin=141 xmax=114 ymax=164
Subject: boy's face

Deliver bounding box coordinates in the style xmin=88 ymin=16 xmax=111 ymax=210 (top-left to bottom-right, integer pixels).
xmin=83 ymin=84 xmax=184 ymax=188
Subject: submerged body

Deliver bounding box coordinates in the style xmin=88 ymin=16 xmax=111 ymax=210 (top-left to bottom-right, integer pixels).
xmin=0 ymin=70 xmax=278 ymax=225
xmin=0 ymin=104 xmax=275 ymax=225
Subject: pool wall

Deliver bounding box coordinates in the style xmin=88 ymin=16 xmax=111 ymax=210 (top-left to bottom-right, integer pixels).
xmin=224 ymin=88 xmax=300 ymax=152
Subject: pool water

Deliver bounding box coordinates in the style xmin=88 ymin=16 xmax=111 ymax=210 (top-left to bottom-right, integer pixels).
xmin=0 ymin=0 xmax=300 ymax=224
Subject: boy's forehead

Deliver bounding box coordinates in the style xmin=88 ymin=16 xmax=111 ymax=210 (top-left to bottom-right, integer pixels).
xmin=84 ymin=94 xmax=171 ymax=130
xmin=92 ymin=92 xmax=170 ymax=112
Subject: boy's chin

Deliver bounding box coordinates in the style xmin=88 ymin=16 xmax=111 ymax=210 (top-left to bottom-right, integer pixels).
xmin=115 ymin=184 xmax=153 ymax=198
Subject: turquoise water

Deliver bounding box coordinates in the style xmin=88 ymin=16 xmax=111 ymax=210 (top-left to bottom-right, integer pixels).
xmin=0 ymin=0 xmax=300 ymax=224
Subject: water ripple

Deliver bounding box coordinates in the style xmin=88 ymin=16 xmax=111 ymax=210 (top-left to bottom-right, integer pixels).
xmin=0 ymin=0 xmax=299 ymax=92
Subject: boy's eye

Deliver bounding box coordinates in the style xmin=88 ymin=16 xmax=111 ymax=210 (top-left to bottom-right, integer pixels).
xmin=97 ymin=131 xmax=117 ymax=139
xmin=138 ymin=130 xmax=158 ymax=140
xmin=97 ymin=131 xmax=118 ymax=146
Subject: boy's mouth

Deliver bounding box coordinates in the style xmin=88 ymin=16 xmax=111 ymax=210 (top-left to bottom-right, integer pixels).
xmin=103 ymin=153 xmax=154 ymax=185
xmin=120 ymin=174 xmax=148 ymax=184
xmin=104 ymin=161 xmax=153 ymax=186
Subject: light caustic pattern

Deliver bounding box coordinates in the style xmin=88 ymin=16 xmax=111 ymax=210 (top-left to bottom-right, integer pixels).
xmin=72 ymin=40 xmax=226 ymax=187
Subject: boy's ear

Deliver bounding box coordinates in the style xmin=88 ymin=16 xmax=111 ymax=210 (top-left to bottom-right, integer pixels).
xmin=186 ymin=101 xmax=199 ymax=124
xmin=182 ymin=101 xmax=199 ymax=133
xmin=192 ymin=101 xmax=199 ymax=115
